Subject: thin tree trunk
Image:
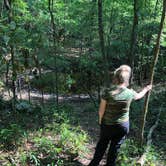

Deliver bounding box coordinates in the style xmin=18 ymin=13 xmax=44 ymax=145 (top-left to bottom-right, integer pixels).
xmin=98 ymin=0 xmax=105 ymax=60
xmin=98 ymin=0 xmax=109 ymax=85
xmin=137 ymin=106 xmax=162 ymax=165
xmin=139 ymin=0 xmax=166 ymax=146
xmin=106 ymin=4 xmax=115 ymax=67
xmin=11 ymin=45 xmax=16 ymax=111
xmin=97 ymin=84 xmax=101 ymax=104
xmin=129 ymin=0 xmax=139 ymax=83
xmin=143 ymin=0 xmax=160 ymax=83
xmin=38 ymin=64 xmax=44 ymax=105
xmin=138 ymin=34 xmax=144 ymax=86
xmin=5 ymin=61 xmax=11 ymax=97
xmin=5 ymin=61 xmax=9 ymax=85
xmin=28 ymin=78 xmax=31 ymax=103
xmin=48 ymin=0 xmax=59 ymax=106
xmin=5 ymin=0 xmax=17 ymax=111
xmin=33 ymin=54 xmax=44 ymax=105
xmin=87 ymin=0 xmax=96 ymax=93
xmin=18 ymin=77 xmax=22 ymax=99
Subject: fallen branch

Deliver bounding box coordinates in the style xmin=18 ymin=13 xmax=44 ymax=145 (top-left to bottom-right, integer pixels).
xmin=137 ymin=106 xmax=163 ymax=166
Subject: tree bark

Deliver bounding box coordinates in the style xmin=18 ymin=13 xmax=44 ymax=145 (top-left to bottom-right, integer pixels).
xmin=129 ymin=0 xmax=139 ymax=83
xmin=139 ymin=0 xmax=166 ymax=146
xmin=6 ymin=61 xmax=11 ymax=97
xmin=4 ymin=0 xmax=17 ymax=111
xmin=28 ymin=77 xmax=31 ymax=103
xmin=18 ymin=77 xmax=22 ymax=100
xmin=98 ymin=0 xmax=109 ymax=85
xmin=140 ymin=0 xmax=160 ymax=84
xmin=11 ymin=45 xmax=16 ymax=111
xmin=33 ymin=54 xmax=44 ymax=105
xmin=98 ymin=0 xmax=105 ymax=57
xmin=48 ymin=0 xmax=59 ymax=106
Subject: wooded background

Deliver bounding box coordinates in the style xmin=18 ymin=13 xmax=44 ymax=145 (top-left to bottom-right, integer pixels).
xmin=0 ymin=0 xmax=165 ymax=166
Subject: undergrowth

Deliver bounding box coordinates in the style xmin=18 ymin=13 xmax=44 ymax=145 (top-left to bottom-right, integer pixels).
xmin=0 ymin=99 xmax=88 ymax=165
xmin=0 ymin=89 xmax=165 ymax=166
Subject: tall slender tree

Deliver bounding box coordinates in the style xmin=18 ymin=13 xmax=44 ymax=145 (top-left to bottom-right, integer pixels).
xmin=129 ymin=0 xmax=139 ymax=83
xmin=4 ymin=0 xmax=16 ymax=111
xmin=48 ymin=0 xmax=59 ymax=106
xmin=98 ymin=0 xmax=109 ymax=85
xmin=139 ymin=0 xmax=166 ymax=146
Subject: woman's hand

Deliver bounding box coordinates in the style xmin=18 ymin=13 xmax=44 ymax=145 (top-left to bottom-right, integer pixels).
xmin=145 ymin=84 xmax=152 ymax=92
xmin=134 ymin=84 xmax=152 ymax=100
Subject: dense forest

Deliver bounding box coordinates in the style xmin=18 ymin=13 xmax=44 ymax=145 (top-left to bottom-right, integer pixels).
xmin=0 ymin=0 xmax=165 ymax=166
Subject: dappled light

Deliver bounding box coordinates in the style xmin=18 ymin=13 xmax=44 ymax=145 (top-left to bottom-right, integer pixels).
xmin=0 ymin=0 xmax=166 ymax=166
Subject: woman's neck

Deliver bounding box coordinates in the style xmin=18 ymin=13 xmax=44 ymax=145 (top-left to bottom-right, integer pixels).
xmin=117 ymin=83 xmax=128 ymax=88
xmin=111 ymin=83 xmax=127 ymax=95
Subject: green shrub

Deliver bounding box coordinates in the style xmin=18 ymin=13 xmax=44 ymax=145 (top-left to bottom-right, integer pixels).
xmin=33 ymin=136 xmax=62 ymax=156
xmin=16 ymin=100 xmax=33 ymax=113
xmin=30 ymin=72 xmax=74 ymax=94
xmin=59 ymin=123 xmax=88 ymax=154
xmin=14 ymin=104 xmax=88 ymax=165
xmin=0 ymin=124 xmax=24 ymax=149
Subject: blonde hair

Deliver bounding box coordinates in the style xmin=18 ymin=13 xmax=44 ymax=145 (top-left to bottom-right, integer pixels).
xmin=113 ymin=65 xmax=131 ymax=86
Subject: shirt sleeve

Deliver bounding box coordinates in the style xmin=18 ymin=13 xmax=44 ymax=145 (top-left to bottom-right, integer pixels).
xmin=101 ymin=88 xmax=109 ymax=101
xmin=130 ymin=89 xmax=137 ymax=100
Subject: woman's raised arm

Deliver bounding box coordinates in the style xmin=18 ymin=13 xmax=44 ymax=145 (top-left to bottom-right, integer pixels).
xmin=134 ymin=85 xmax=152 ymax=100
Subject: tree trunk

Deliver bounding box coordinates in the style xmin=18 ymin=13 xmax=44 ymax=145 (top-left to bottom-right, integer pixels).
xmin=18 ymin=77 xmax=22 ymax=100
xmin=48 ymin=0 xmax=59 ymax=106
xmin=98 ymin=0 xmax=109 ymax=85
xmin=97 ymin=84 xmax=101 ymax=104
xmin=140 ymin=0 xmax=160 ymax=84
xmin=5 ymin=61 xmax=10 ymax=95
xmin=4 ymin=0 xmax=17 ymax=111
xmin=33 ymin=54 xmax=44 ymax=105
xmin=87 ymin=0 xmax=96 ymax=93
xmin=129 ymin=0 xmax=139 ymax=83
xmin=137 ymin=106 xmax=162 ymax=165
xmin=139 ymin=0 xmax=166 ymax=146
xmin=28 ymin=78 xmax=31 ymax=103
xmin=11 ymin=45 xmax=16 ymax=111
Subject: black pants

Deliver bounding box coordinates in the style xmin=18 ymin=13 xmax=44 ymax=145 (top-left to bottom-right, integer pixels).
xmin=88 ymin=122 xmax=129 ymax=166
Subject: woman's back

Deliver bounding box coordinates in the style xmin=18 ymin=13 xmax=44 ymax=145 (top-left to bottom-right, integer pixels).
xmin=101 ymin=86 xmax=136 ymax=125
xmin=88 ymin=65 xmax=152 ymax=166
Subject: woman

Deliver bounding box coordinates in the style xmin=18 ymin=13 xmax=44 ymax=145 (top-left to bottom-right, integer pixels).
xmin=88 ymin=65 xmax=152 ymax=166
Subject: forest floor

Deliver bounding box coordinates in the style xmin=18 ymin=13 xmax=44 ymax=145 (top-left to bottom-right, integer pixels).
xmin=1 ymin=89 xmax=104 ymax=165
xmin=56 ymin=99 xmax=166 ymax=166
xmin=1 ymin=87 xmax=165 ymax=166
xmin=69 ymin=102 xmax=105 ymax=166
xmin=27 ymin=93 xmax=106 ymax=165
